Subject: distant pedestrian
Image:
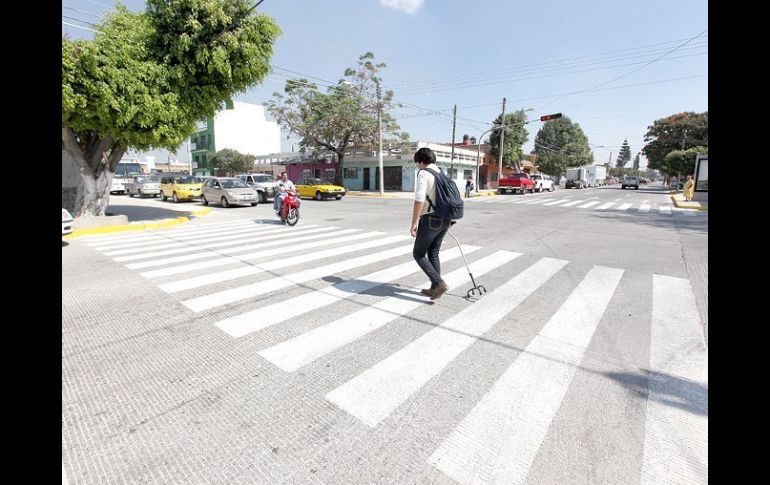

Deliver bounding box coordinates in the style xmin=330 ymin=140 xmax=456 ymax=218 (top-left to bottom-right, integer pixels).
xmin=465 ymin=177 xmax=474 ymax=198
xmin=683 ymin=175 xmax=695 ymax=201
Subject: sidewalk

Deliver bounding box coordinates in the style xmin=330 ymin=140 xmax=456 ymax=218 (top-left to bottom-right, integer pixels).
xmin=671 ymin=193 xmax=708 ymax=211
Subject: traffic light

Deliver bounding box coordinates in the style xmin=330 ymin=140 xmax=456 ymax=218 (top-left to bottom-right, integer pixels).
xmin=540 ymin=113 xmax=562 ymax=121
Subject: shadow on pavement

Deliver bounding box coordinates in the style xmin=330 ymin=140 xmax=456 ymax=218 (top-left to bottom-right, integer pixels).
xmin=105 ymin=204 xmax=195 ymax=222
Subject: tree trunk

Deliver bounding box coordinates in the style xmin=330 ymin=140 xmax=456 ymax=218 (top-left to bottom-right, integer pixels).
xmin=62 ymin=127 xmax=126 ymax=218
xmin=335 ymin=151 xmax=345 ymax=187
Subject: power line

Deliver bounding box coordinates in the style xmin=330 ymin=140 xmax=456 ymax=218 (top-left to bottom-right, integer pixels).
xmin=537 ymin=29 xmax=708 ymax=110
xmin=62 ymin=21 xmax=102 ymax=34
xmin=387 ymin=36 xmax=707 ymax=91
xmin=61 ymin=15 xmax=100 ymax=28
xmin=62 ymin=5 xmax=103 ymax=19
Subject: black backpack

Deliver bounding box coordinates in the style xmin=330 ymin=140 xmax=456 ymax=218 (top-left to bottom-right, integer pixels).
xmin=420 ymin=168 xmax=464 ymax=220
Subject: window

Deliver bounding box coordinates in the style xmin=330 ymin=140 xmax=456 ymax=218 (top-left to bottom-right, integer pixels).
xmin=344 ymin=167 xmax=359 ymax=179
xmin=464 ymin=169 xmax=473 ymax=180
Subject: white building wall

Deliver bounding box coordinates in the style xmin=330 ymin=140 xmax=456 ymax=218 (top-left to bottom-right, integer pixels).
xmin=214 ymin=102 xmax=280 ymax=157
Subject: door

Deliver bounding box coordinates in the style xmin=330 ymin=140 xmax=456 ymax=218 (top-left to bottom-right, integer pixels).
xmin=479 ymin=167 xmax=487 ymax=189
xmin=363 ymin=168 xmax=370 ymax=190
xmin=384 ymin=166 xmax=402 ymax=191
xmin=375 ymin=167 xmax=380 ymax=191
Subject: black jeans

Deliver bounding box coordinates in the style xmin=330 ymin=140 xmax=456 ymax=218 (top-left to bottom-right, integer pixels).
xmin=413 ymin=214 xmax=451 ymax=287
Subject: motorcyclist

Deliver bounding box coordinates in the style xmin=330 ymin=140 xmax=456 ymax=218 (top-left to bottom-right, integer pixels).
xmin=274 ymin=171 xmax=299 ymax=214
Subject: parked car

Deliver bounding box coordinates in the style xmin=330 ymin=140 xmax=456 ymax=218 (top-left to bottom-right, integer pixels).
xmin=296 ymin=178 xmax=346 ymax=200
xmin=62 ymin=208 xmax=74 ymax=236
xmin=236 ymin=173 xmax=281 ymax=203
xmin=201 ymin=177 xmax=258 ymax=207
xmin=125 ymin=175 xmax=161 ymax=198
xmin=530 ymin=173 xmax=555 ymax=192
xmin=621 ymin=176 xmax=640 ymax=190
xmin=160 ymin=175 xmax=203 ymax=202
xmin=498 ymin=172 xmax=536 ymax=194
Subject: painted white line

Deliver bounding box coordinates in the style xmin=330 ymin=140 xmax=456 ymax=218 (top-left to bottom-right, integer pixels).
xmin=140 ymin=233 xmax=403 ymax=280
xmin=98 ymin=224 xmax=295 ymax=252
xmin=325 ymin=257 xmax=568 ymax=427
xmin=577 ymin=200 xmax=601 ymax=209
xmin=543 ymin=195 xmax=572 ymax=205
xmin=639 ymin=201 xmax=651 ymax=213
xmin=62 ymin=461 xmax=68 ymax=485
xmin=259 ymin=251 xmax=520 ymax=371
xmin=543 ymin=198 xmax=573 ymax=206
xmin=113 ymin=226 xmax=349 ymax=261
xmin=217 ymin=245 xmax=480 ymax=338
xmin=596 ymin=202 xmax=615 ymax=210
xmin=521 ymin=197 xmax=555 ymax=205
xmin=183 ymin=243 xmax=414 ymax=312
xmin=559 ymin=199 xmax=585 ymax=207
xmin=123 ymin=227 xmax=355 ymax=268
xmin=157 ymin=231 xmax=385 ymax=293
xmin=641 ymin=275 xmax=708 ymax=485
xmin=429 ymin=266 xmax=623 ymax=485
xmin=617 ymin=203 xmax=632 ymax=211
xmin=85 ymin=218 xmax=258 ymax=244
xmin=658 ymin=204 xmax=673 ymax=215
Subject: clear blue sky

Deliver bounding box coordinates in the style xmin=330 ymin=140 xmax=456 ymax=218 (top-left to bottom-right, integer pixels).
xmin=62 ymin=0 xmax=708 ymax=168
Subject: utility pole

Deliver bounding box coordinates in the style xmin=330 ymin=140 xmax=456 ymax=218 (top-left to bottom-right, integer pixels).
xmin=376 ymin=80 xmax=384 ymax=195
xmin=497 ymin=97 xmax=507 ymax=184
xmin=450 ymin=104 xmax=457 ymax=180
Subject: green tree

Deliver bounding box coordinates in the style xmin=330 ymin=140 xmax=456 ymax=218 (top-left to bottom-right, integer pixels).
xmin=642 ymin=111 xmax=708 ymax=175
xmin=531 ymin=116 xmax=591 ymax=176
xmin=616 ymin=139 xmax=632 ymax=168
xmin=488 ymin=110 xmax=529 ymax=170
xmin=266 ymin=52 xmax=407 ymax=186
xmin=662 ymin=146 xmax=708 ymax=177
xmin=210 ymin=149 xmax=256 ymax=176
xmin=632 ymin=152 xmax=640 ymax=170
xmin=62 ymin=1 xmax=280 ymax=217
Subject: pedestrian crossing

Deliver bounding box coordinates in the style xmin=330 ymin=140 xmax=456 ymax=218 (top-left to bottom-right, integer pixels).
xmin=80 ymin=219 xmax=707 ymax=484
xmin=467 ymin=194 xmax=700 ymax=216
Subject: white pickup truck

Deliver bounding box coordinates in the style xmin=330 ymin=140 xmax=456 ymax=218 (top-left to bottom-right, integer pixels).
xmin=530 ymin=173 xmax=555 ymax=192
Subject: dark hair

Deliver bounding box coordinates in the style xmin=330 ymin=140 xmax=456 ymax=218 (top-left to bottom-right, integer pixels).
xmin=280 ymin=171 xmax=288 ymax=177
xmin=414 ymin=147 xmax=436 ymax=165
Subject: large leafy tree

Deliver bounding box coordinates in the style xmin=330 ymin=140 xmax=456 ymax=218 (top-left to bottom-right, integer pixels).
xmin=210 ymin=149 xmax=256 ymax=176
xmin=662 ymin=146 xmax=708 ymax=177
xmin=642 ymin=111 xmax=708 ymax=175
xmin=488 ymin=110 xmax=529 ymax=171
xmin=616 ymin=139 xmax=632 ymax=168
xmin=531 ymin=116 xmax=591 ymax=176
xmin=62 ymin=0 xmax=280 ymax=217
xmin=266 ymin=52 xmax=408 ymax=186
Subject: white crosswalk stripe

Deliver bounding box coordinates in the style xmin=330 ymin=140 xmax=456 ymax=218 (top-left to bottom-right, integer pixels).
xmin=429 ymin=266 xmax=624 ymax=485
xmin=81 ymin=221 xmax=706 ymax=484
xmin=465 ymin=195 xmax=702 ymax=217
xmin=325 ymin=257 xmax=568 ymax=427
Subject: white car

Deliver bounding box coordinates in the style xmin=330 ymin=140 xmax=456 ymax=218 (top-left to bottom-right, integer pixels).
xmin=62 ymin=208 xmax=74 ymax=236
xmin=530 ymin=173 xmax=555 ymax=192
xmin=125 ymin=176 xmax=161 ymax=197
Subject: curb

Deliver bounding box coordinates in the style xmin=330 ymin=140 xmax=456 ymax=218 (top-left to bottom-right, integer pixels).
xmin=670 ymin=195 xmax=708 ymax=211
xmin=345 ymin=192 xmax=399 ymax=198
xmin=64 ymin=208 xmax=213 ymax=238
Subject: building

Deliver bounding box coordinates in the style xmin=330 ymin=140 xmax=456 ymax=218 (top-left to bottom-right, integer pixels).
xmin=189 ymin=101 xmax=281 ymax=175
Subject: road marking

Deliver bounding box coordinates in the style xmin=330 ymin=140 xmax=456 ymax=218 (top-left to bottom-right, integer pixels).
xmin=258 ymin=251 xmax=519 ymax=370
xmin=641 ymin=275 xmax=708 ymax=485
xmin=182 ymin=244 xmax=414 ymax=312
xmin=325 ymin=257 xmax=568 ymax=427
xmin=430 ymin=266 xmax=624 ymax=485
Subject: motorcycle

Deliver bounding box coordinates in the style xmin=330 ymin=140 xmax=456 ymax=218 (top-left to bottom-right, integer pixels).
xmin=277 ymin=189 xmax=300 ymax=226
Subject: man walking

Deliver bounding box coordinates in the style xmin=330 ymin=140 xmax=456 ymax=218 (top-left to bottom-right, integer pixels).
xmin=411 ymin=147 xmax=450 ymax=300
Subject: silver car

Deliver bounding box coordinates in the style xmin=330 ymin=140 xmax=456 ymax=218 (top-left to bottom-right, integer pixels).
xmin=236 ymin=173 xmax=281 ymax=203
xmin=125 ymin=175 xmax=161 ymax=197
xmin=201 ymin=177 xmax=258 ymax=207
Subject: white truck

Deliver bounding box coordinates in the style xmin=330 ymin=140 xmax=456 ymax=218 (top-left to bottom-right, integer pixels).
xmin=585 ymin=165 xmax=607 ymax=187
xmin=565 ymin=167 xmax=588 ymax=189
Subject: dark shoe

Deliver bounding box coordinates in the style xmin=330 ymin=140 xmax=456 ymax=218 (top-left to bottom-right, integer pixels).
xmin=430 ymin=282 xmax=449 ymax=300
xmin=421 ymin=287 xmax=434 ymax=296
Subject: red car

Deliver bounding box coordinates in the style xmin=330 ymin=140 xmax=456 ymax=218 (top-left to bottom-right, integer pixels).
xmin=498 ymin=172 xmax=536 ymax=194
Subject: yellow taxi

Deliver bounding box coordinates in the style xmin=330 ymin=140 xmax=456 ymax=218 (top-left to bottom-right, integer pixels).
xmin=296 ymin=178 xmax=346 ymax=200
xmin=160 ymin=175 xmax=203 ymax=202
